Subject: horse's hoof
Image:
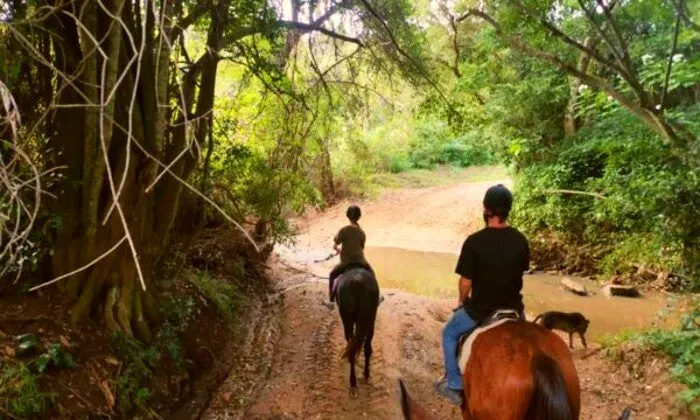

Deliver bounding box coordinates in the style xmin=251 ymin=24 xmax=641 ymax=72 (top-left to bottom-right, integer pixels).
xmin=349 ymin=387 xmax=359 ymax=398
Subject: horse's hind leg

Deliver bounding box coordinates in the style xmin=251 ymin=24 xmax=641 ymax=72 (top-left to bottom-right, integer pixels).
xmin=363 ymin=326 xmax=374 ymax=381
xmin=340 ymin=312 xmax=354 ymax=342
xmin=350 ymin=356 xmax=357 ymax=390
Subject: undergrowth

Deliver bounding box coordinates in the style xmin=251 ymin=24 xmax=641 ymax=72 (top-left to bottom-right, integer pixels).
xmin=113 ymin=297 xmax=196 ymax=414
xmin=188 ymin=269 xmax=241 ymax=322
xmin=602 ymin=306 xmax=700 ymax=414
xmin=112 ymin=333 xmax=159 ymax=414
xmin=0 ymin=361 xmax=53 ymax=417
xmin=639 ymin=308 xmax=700 ymax=414
xmin=513 ymin=107 xmax=700 ymax=290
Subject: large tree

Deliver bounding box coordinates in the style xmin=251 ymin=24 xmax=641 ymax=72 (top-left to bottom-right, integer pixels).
xmin=0 ymin=0 xmax=425 ymax=339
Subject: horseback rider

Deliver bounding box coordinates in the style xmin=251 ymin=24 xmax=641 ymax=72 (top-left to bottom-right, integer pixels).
xmin=328 ymin=205 xmax=374 ymax=303
xmin=434 ymin=184 xmax=530 ymax=406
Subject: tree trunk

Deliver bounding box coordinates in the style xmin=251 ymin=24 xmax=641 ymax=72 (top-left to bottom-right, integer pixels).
xmin=39 ymin=0 xmax=227 ymax=340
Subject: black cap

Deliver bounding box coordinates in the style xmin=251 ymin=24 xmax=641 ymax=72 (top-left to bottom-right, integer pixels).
xmin=347 ymin=205 xmax=361 ymax=222
xmin=483 ymin=184 xmax=512 ymax=219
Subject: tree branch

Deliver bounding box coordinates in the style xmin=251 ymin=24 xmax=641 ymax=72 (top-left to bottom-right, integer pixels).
xmin=169 ymin=1 xmax=211 ymax=41
xmin=278 ymin=21 xmax=363 ymax=46
xmin=576 ymin=0 xmax=626 ymax=68
xmin=310 ymin=0 xmax=350 ymax=26
xmin=505 ymin=0 xmax=623 ymax=76
xmin=504 ymin=0 xmax=649 ymax=105
xmin=670 ymin=0 xmax=700 ymax=32
xmin=594 ymin=0 xmax=631 ymax=67
xmin=661 ymin=8 xmax=682 ymax=109
xmin=359 ymin=0 xmax=457 ymax=116
xmin=449 ymin=14 xmax=462 ymax=78
xmin=458 ymin=9 xmax=675 ymax=143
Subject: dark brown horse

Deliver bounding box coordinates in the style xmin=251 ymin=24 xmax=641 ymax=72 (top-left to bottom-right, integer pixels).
xmin=400 ymin=321 xmax=581 ymax=419
xmin=336 ymin=267 xmax=379 ymax=390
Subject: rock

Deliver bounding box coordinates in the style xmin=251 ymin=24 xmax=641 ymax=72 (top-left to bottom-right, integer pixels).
xmin=602 ymin=285 xmax=641 ymax=298
xmin=561 ymin=278 xmax=588 ymax=296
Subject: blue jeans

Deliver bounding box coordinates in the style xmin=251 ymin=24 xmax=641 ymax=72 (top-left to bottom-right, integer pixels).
xmin=442 ymin=307 xmax=477 ymax=390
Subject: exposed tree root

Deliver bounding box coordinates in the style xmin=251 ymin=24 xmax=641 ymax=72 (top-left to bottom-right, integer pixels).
xmin=134 ymin=291 xmax=153 ymax=343
xmin=104 ymin=285 xmax=121 ymax=333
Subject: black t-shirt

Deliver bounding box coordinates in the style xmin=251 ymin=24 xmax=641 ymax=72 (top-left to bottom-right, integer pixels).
xmin=455 ymin=226 xmax=530 ymax=322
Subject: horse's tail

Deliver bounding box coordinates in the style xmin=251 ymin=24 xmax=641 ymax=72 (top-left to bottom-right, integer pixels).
xmin=532 ymin=314 xmax=543 ymax=324
xmin=527 ymin=351 xmax=574 ymax=420
xmin=399 ymin=379 xmax=412 ymax=419
xmin=341 ymin=289 xmax=378 ymax=362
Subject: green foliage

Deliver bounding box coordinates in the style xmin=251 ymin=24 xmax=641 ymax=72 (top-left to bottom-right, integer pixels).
xmin=156 ymin=297 xmax=196 ymax=371
xmin=513 ymin=107 xmax=700 ymax=288
xmin=409 ymin=126 xmax=495 ymax=169
xmin=35 ymin=343 xmax=76 ymax=374
xmin=188 ymin=270 xmax=240 ymax=322
xmin=112 ymin=297 xmax=198 ymax=413
xmin=112 ymin=334 xmax=159 ymax=414
xmin=639 ymin=308 xmax=700 ymax=414
xmin=0 ymin=361 xmax=53 ymax=417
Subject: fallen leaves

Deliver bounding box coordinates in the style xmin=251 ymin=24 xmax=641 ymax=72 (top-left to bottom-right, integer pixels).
xmin=104 ymin=356 xmax=120 ymax=366
xmin=59 ymin=335 xmax=70 ymax=348
xmin=98 ymin=380 xmax=115 ymax=410
xmin=3 ymin=345 xmax=15 ymax=357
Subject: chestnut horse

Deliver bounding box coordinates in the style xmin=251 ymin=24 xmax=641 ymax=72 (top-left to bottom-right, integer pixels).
xmin=336 ymin=267 xmax=380 ymax=390
xmin=400 ymin=321 xmax=581 ymax=419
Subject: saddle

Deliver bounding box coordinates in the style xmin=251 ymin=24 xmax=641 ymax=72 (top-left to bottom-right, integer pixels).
xmin=332 ymin=262 xmax=373 ymax=294
xmin=457 ymin=309 xmax=523 ymax=373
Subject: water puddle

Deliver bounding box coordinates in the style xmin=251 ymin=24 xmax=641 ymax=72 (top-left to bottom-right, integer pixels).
xmin=364 ymin=246 xmax=678 ymax=339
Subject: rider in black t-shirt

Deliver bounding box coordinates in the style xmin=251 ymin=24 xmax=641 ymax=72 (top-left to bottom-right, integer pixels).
xmin=434 ymin=184 xmax=530 ymax=406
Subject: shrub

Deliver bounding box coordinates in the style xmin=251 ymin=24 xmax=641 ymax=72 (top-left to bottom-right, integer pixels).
xmin=0 ymin=361 xmax=53 ymax=417
xmin=513 ymin=107 xmax=700 ymax=289
xmin=640 ymin=307 xmax=700 ymax=414
xmin=188 ymin=270 xmax=241 ymax=322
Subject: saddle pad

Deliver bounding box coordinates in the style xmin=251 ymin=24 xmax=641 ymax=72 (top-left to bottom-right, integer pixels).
xmin=458 ymin=312 xmax=519 ymax=373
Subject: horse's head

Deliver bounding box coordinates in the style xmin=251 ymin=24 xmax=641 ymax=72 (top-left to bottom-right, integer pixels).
xmin=398 ymin=379 xmax=438 ymax=420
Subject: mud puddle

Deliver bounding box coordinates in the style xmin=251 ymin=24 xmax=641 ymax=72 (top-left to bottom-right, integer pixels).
xmin=348 ymin=246 xmax=678 ymax=340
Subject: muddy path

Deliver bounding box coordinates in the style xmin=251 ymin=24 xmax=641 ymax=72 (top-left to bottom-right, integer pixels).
xmin=203 ymin=179 xmax=688 ymax=420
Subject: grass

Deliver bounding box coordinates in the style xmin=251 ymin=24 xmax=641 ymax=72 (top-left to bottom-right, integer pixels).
xmin=600 ymin=306 xmax=700 ymax=415
xmin=188 ymin=269 xmax=241 ymax=322
xmin=368 ymin=165 xmax=508 ymax=191
xmin=0 ymin=361 xmax=53 ymax=417
xmin=638 ymin=309 xmax=700 ymax=414
xmin=597 ymin=329 xmax=642 ymax=349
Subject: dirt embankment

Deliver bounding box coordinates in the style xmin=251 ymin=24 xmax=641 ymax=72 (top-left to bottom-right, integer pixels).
xmin=204 ymin=180 xmax=690 ymax=420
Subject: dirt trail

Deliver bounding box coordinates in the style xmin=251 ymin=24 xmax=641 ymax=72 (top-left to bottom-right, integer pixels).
xmin=203 ymin=180 xmax=688 ymax=420
xmin=288 ymin=179 xmax=510 ymax=257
